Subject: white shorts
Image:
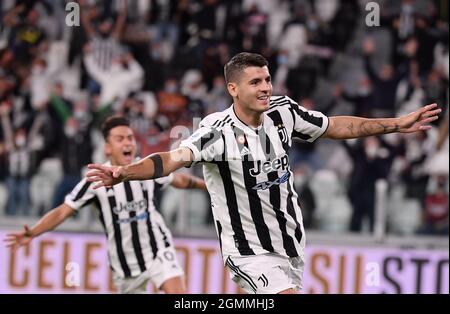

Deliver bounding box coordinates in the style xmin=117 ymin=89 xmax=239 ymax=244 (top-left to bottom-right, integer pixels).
xmin=225 ymin=253 xmax=304 ymax=294
xmin=113 ymin=247 xmax=184 ymax=294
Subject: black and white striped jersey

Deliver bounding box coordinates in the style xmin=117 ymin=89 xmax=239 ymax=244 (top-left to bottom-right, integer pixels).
xmin=90 ymin=36 xmax=123 ymax=71
xmin=65 ymin=162 xmax=174 ymax=279
xmin=180 ymin=95 xmax=329 ymax=260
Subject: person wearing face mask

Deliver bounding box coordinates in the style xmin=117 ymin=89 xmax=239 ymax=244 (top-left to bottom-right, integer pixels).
xmin=336 ymin=77 xmax=374 ymax=118
xmin=164 ymin=79 xmax=178 ymax=94
xmin=343 ymin=136 xmax=401 ymax=232
xmin=79 ymin=0 xmax=129 ymax=98
xmin=72 ymin=99 xmax=93 ymax=133
xmin=2 ymin=100 xmax=32 ymax=216
xmin=51 ymin=117 xmax=93 ymax=209
xmin=1 ymin=107 xmax=32 ymax=216
xmin=80 ymin=0 xmax=128 ymax=71
xmin=363 ymin=37 xmax=414 ymax=118
xmin=181 ymin=70 xmax=208 ymax=121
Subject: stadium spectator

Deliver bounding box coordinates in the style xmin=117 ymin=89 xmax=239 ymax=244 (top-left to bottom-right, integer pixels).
xmin=362 ymin=37 xmax=415 ymax=117
xmin=51 ymin=117 xmax=92 ymax=208
xmin=344 ymin=136 xmax=401 ymax=232
xmin=84 ymin=47 xmax=144 ymax=106
xmin=1 ymin=103 xmax=31 ymax=216
xmin=80 ymin=0 xmax=127 ymax=71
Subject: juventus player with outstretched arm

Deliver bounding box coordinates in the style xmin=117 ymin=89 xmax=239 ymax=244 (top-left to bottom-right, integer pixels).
xmin=4 ymin=116 xmax=207 ymax=294
xmin=85 ymin=53 xmax=441 ymax=294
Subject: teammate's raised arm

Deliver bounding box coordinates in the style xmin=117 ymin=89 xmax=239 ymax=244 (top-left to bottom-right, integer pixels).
xmin=86 ymin=147 xmax=194 ymax=189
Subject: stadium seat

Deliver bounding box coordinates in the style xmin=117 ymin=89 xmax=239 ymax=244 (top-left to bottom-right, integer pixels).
xmin=387 ymin=185 xmax=422 ymax=235
xmin=160 ymin=186 xmax=209 ymax=232
xmin=310 ymin=169 xmax=352 ymax=232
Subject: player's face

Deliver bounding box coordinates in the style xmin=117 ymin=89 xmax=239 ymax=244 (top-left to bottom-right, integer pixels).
xmin=105 ymin=126 xmax=137 ymax=166
xmin=228 ymin=66 xmax=272 ymax=113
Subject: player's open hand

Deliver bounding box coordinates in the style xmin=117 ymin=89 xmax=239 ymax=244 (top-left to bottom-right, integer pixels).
xmin=397 ymin=103 xmax=442 ymax=133
xmin=4 ymin=225 xmax=33 ymax=253
xmin=86 ymin=164 xmax=125 ymax=189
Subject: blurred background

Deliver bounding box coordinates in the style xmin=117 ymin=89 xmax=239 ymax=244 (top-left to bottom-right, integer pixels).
xmin=0 ymin=0 xmax=448 ymax=294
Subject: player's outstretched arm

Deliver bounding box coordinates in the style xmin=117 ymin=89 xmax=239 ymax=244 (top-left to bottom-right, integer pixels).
xmin=86 ymin=147 xmax=194 ymax=189
xmin=322 ymin=103 xmax=441 ymax=140
xmin=3 ymin=204 xmax=75 ymax=253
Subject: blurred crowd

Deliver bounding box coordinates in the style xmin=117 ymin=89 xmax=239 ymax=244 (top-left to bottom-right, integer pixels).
xmin=0 ymin=0 xmax=448 ymax=236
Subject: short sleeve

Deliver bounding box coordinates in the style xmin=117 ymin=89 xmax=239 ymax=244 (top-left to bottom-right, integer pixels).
xmin=288 ymin=97 xmax=329 ymax=142
xmin=179 ymin=124 xmax=224 ymax=166
xmin=64 ymin=178 xmax=97 ymax=210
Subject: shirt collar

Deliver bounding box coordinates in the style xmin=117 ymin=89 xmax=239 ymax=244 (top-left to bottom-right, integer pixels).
xmin=229 ymin=103 xmax=265 ymax=133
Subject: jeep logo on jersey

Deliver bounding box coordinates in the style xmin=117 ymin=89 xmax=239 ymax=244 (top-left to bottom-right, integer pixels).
xmin=249 ymin=154 xmax=289 ymax=177
xmin=113 ymin=199 xmax=148 ymax=214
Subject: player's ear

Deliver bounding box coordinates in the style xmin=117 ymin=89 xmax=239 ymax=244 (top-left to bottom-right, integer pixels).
xmin=227 ymin=82 xmax=238 ymax=98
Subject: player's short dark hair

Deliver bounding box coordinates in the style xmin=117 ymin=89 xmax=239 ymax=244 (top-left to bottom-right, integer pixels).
xmin=101 ymin=115 xmax=130 ymax=140
xmin=224 ymin=52 xmax=268 ymax=83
